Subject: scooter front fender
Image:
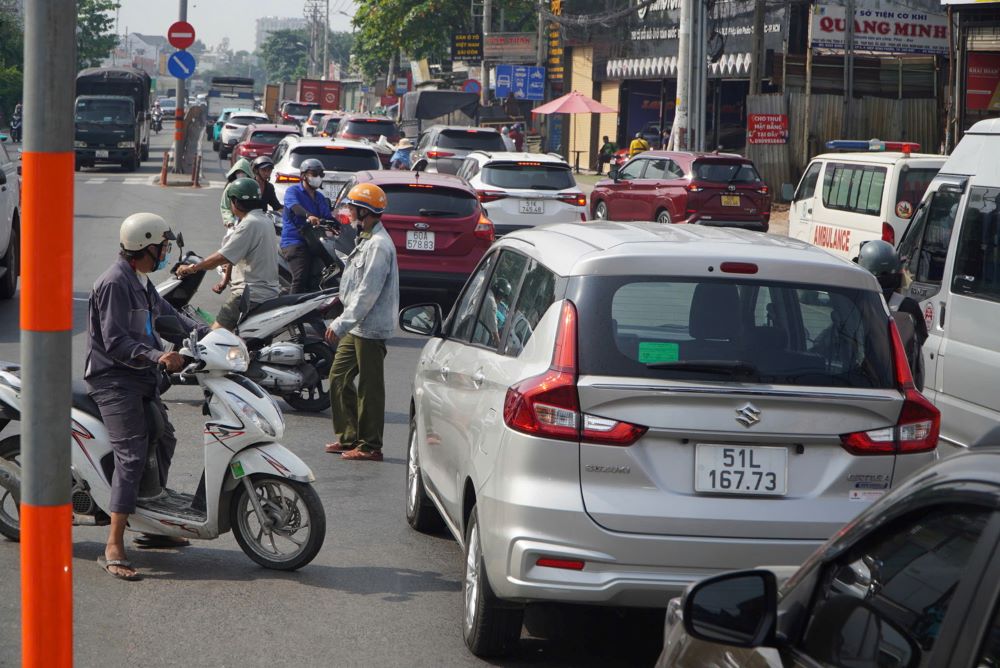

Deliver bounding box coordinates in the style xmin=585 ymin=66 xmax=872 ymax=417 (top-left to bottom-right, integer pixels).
xmin=225 ymin=443 xmax=315 ymax=488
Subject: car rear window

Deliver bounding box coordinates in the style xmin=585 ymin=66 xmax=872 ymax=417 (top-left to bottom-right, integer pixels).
xmin=284 ymin=103 xmax=318 ymax=116
xmin=437 ymin=130 xmax=507 ymax=151
xmin=289 ymin=147 xmax=380 ymax=172
xmin=693 ymin=160 xmax=761 ymax=183
xmin=230 ymin=116 xmax=264 ymax=126
xmin=894 ymin=167 xmax=939 ymax=216
xmin=381 ymin=184 xmax=479 ymax=218
xmin=249 ymin=131 xmax=294 ymax=145
xmin=323 ymin=118 xmax=342 ymax=133
xmin=482 ymin=162 xmax=576 ymax=190
xmin=573 ymin=276 xmax=895 ymax=388
xmin=342 ymin=119 xmax=398 ymax=137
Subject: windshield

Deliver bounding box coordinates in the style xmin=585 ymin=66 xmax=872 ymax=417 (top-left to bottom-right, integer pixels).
xmin=574 ymin=276 xmax=895 ymax=388
xmin=76 ymin=99 xmax=133 ymax=124
xmin=693 ymin=161 xmax=761 ymax=183
xmin=341 ymin=119 xmax=398 ymax=138
xmin=249 ymin=131 xmax=294 ymax=145
xmin=380 ymin=184 xmax=479 ymax=218
xmin=289 ymin=147 xmax=380 ymax=172
xmin=482 ymin=163 xmax=576 ymax=190
xmin=284 ymin=103 xmax=318 ymax=116
xmin=437 ymin=130 xmax=507 ymax=151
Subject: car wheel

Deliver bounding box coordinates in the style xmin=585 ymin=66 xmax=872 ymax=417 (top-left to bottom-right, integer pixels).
xmin=594 ymin=201 xmax=609 ymax=220
xmin=463 ymin=505 xmax=523 ymax=657
xmin=212 ymin=140 xmax=220 ymax=152
xmin=656 ymin=209 xmax=672 ymax=224
xmin=0 ymin=219 xmax=19 ymax=299
xmin=140 ymin=143 xmax=149 ymax=161
xmin=405 ymin=415 xmax=444 ymax=533
xmin=219 ymin=147 xmax=227 ymax=160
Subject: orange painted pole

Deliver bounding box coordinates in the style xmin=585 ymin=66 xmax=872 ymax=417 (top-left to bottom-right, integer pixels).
xmin=20 ymin=2 xmax=75 ymax=666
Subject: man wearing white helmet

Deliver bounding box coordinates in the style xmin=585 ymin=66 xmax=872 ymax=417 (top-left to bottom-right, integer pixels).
xmin=85 ymin=213 xmax=210 ymax=580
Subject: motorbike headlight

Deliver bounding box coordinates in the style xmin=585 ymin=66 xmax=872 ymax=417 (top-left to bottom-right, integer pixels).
xmin=231 ymin=394 xmax=275 ymax=438
xmin=117 ymin=141 xmax=135 ymax=148
xmin=226 ymin=345 xmax=250 ymax=372
xmin=73 ymin=141 xmax=86 ymax=148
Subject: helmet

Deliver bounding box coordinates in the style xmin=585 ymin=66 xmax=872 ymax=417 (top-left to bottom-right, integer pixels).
xmin=857 ymin=239 xmax=899 ymax=277
xmin=299 ymin=158 xmax=325 ymax=175
xmin=635 ymin=132 xmax=642 ymax=138
xmin=344 ymin=182 xmax=387 ymax=215
xmin=228 ymin=177 xmax=261 ymax=202
xmin=120 ymin=212 xmax=175 ymax=251
xmin=252 ymin=155 xmax=274 ymax=172
xmin=492 ymin=277 xmax=512 ymax=298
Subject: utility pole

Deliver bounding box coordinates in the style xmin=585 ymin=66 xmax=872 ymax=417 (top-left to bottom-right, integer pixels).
xmin=482 ymin=0 xmax=492 ymax=104
xmin=749 ymin=0 xmax=765 ymax=95
xmin=21 ymin=1 xmax=75 ymax=666
xmin=670 ymin=0 xmax=691 ymax=150
xmin=172 ymin=0 xmax=187 ymax=173
xmin=322 ymin=0 xmax=329 ymax=79
xmin=843 ymin=0 xmax=855 ymax=137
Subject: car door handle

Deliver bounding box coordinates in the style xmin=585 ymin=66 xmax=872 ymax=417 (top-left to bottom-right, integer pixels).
xmin=440 ymin=366 xmax=450 ymax=381
xmin=472 ymin=370 xmax=485 ymax=388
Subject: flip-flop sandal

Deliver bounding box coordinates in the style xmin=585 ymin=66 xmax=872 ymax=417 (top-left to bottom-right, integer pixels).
xmin=133 ymin=534 xmax=191 ymax=549
xmin=98 ymin=556 xmax=142 ymax=581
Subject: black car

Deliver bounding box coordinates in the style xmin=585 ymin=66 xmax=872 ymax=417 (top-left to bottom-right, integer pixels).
xmin=657 ymin=448 xmax=1000 ymax=668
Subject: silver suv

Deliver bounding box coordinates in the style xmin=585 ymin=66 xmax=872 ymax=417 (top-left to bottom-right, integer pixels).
xmin=399 ymin=222 xmax=941 ymax=657
xmin=410 ymin=125 xmax=507 ymax=174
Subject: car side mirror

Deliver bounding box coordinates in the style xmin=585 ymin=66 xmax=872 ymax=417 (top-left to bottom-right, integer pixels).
xmin=781 ymin=183 xmax=795 ymax=202
xmin=399 ymin=303 xmax=443 ymax=337
xmin=0 ymin=133 xmax=8 ymax=143
xmin=609 ymin=166 xmax=619 ymax=181
xmin=683 ymin=570 xmax=778 ymax=648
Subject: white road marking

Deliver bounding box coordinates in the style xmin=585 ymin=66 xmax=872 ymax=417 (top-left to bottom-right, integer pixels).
xmin=83 ymin=178 xmax=107 ymax=184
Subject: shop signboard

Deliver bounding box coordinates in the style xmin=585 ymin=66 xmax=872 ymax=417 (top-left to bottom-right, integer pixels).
xmin=548 ymin=0 xmax=564 ymax=82
xmin=495 ymin=65 xmax=546 ymax=101
xmin=747 ymin=114 xmax=789 ymax=144
xmin=967 ymin=53 xmax=1000 ymax=112
xmin=483 ymin=33 xmax=538 ymax=61
xmin=452 ymin=32 xmax=483 ymax=61
xmin=810 ymin=5 xmax=948 ymax=55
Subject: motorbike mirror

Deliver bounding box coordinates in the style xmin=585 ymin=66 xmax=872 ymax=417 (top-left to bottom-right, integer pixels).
xmin=175 ymin=232 xmax=185 ymax=250
xmin=0 ymin=133 xmax=8 ymax=143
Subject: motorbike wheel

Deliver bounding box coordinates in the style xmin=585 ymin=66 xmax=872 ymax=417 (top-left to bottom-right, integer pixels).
xmin=0 ymin=435 xmax=22 ymax=542
xmin=230 ymin=474 xmax=325 ymax=571
xmin=283 ymin=342 xmax=333 ymax=412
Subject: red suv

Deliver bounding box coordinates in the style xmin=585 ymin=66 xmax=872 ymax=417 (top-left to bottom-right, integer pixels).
xmin=590 ymin=151 xmax=771 ymax=231
xmin=230 ymin=123 xmax=300 ymax=165
xmin=333 ymin=171 xmax=494 ymax=303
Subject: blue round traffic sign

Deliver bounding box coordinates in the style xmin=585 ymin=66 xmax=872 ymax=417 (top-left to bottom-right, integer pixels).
xmin=167 ymin=50 xmax=196 ymax=80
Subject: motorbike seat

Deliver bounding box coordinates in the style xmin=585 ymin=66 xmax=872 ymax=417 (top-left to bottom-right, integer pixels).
xmin=246 ymin=291 xmax=326 ymax=317
xmin=71 ymin=380 xmax=102 ymax=418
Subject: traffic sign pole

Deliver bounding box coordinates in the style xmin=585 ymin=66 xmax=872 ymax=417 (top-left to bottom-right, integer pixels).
xmin=21 ymin=1 xmax=75 ymax=664
xmin=172 ymin=0 xmax=188 ymax=173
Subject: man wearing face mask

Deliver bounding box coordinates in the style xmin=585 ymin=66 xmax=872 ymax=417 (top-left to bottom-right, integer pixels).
xmin=281 ymin=158 xmax=332 ymax=293
xmin=85 ymin=213 xmax=211 ymax=580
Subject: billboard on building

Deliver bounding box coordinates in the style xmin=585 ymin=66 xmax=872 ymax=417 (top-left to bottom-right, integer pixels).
xmin=967 ymin=53 xmax=1000 ymax=112
xmin=484 ymin=33 xmax=538 ymax=61
xmin=810 ymin=5 xmax=948 ymax=55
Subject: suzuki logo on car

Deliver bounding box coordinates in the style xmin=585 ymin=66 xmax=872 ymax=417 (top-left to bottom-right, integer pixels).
xmin=414 ymin=222 xmax=430 ymax=230
xmin=735 ymin=403 xmax=761 ymax=428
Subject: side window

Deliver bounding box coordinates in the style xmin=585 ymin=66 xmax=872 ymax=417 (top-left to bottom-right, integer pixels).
xmin=643 ymin=158 xmax=668 ymax=180
xmin=503 ymin=260 xmax=558 ymax=356
xmin=449 ymin=252 xmax=498 ymax=342
xmin=794 ymin=162 xmax=823 ymax=201
xmin=798 ymin=505 xmax=992 ymax=667
xmin=418 ymin=132 xmax=432 ymax=150
xmin=952 ymin=186 xmax=1000 ymax=302
xmin=471 ymin=250 xmax=528 ymax=350
xmin=822 ymin=163 xmax=887 ymax=215
xmin=899 ymin=190 xmax=962 ymax=286
xmin=619 ymin=159 xmax=646 ymax=180
xmin=666 ymin=160 xmax=685 ymax=179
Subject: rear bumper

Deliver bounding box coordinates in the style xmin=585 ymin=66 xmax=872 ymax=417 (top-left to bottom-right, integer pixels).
xmin=686 ymin=216 xmax=769 ymax=233
xmin=75 ymin=148 xmax=133 ymax=164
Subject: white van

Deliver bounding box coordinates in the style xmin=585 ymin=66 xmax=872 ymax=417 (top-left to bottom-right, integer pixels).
xmin=895 ymin=118 xmax=1000 ymax=453
xmin=784 ymin=142 xmax=945 ymax=261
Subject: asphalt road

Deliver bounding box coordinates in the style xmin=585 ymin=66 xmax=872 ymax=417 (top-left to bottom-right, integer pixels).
xmin=0 ymin=130 xmax=663 ymax=667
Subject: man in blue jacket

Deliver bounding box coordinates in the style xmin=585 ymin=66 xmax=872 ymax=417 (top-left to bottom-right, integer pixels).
xmin=281 ymin=158 xmax=331 ymax=293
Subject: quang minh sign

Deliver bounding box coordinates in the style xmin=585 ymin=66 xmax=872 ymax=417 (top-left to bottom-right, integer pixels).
xmin=811 ymin=5 xmax=948 ymax=56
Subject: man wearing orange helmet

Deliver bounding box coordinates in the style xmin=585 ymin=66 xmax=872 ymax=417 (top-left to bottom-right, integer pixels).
xmin=324 ymin=182 xmax=399 ymax=462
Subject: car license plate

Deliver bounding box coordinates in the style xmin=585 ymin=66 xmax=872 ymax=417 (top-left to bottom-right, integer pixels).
xmin=694 ymin=444 xmax=787 ymax=496
xmin=323 ymin=182 xmax=345 ymax=200
xmin=519 ymin=199 xmax=543 ymax=214
xmin=406 ymin=230 xmax=435 ymax=251
xmin=721 ymin=194 xmax=741 ymax=207
xmin=95 ymin=149 xmax=109 ymax=159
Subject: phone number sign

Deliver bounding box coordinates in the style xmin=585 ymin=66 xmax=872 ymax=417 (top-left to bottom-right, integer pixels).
xmin=747 ymin=113 xmax=788 ymax=145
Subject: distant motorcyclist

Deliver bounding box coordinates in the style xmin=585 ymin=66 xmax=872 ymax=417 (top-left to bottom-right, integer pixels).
xmin=629 ymin=131 xmax=650 ymax=157
xmin=858 ymin=239 xmax=927 ymax=390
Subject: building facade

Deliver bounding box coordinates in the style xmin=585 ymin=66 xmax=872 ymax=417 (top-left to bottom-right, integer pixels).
xmin=255 ymin=16 xmax=309 ymax=50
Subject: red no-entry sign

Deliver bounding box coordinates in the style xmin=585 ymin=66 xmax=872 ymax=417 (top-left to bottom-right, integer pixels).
xmin=167 ymin=21 xmax=196 ymax=49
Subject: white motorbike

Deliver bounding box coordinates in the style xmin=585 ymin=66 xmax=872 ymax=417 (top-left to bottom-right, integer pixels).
xmin=0 ymin=323 xmax=326 ymax=571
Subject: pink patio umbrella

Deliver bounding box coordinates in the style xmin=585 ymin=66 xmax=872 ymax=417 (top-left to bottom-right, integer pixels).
xmin=532 ymin=91 xmax=617 ymax=171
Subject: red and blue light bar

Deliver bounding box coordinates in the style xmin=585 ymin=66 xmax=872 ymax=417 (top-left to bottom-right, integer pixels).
xmin=826 ymin=139 xmax=920 ymax=154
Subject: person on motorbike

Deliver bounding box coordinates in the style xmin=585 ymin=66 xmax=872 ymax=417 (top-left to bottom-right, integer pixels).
xmin=857 ymin=239 xmax=928 ymax=390
xmin=214 ymin=158 xmax=254 ymax=293
xmin=177 ymin=178 xmax=281 ymax=330
xmin=281 ymin=158 xmax=332 ymax=294
xmin=85 ymin=213 xmax=211 ymax=580
xmin=251 ymin=155 xmax=282 ymax=213
xmin=10 ymin=102 xmax=21 ymax=142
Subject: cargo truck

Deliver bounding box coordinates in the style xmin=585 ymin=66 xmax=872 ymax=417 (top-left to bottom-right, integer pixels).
xmin=74 ymin=67 xmax=151 ymax=171
xmin=263 ymin=83 xmax=280 ymax=121
xmin=296 ymin=78 xmax=341 ymax=110
xmin=205 ymin=76 xmax=255 ymax=138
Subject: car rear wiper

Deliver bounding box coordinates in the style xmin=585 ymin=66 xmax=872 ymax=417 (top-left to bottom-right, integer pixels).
xmin=646 ymin=360 xmax=759 ymax=376
xmin=418 ymin=209 xmax=459 ymax=217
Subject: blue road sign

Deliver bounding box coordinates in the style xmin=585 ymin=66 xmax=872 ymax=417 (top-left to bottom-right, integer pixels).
xmin=495 ymin=65 xmax=545 ymax=101
xmin=167 ymin=50 xmax=196 ymax=80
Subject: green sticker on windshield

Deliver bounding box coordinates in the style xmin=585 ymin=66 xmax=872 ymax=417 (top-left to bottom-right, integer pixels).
xmin=638 ymin=342 xmax=679 ymax=364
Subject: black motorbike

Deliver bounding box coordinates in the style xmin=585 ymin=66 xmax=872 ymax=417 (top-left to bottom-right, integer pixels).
xmin=269 ymin=211 xmax=356 ymax=295
xmin=152 ymin=110 xmax=163 ymax=134
xmin=9 ymin=115 xmax=20 ymax=143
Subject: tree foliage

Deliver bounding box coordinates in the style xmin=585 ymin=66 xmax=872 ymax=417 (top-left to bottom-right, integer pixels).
xmin=77 ymin=0 xmax=121 ymax=71
xmin=259 ymin=29 xmax=309 ymax=83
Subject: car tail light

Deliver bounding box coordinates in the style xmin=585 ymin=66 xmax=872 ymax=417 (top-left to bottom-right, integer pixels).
xmin=224 ymin=124 xmax=237 ymax=129
xmin=840 ymin=320 xmax=939 ymax=455
xmin=720 ymin=262 xmax=758 ymax=274
xmin=686 ymin=183 xmax=704 ymax=193
xmin=275 ymin=173 xmax=300 ymax=183
xmin=756 ymin=185 xmax=769 ymax=195
xmin=557 ymin=192 xmax=587 ymax=207
xmin=503 ymin=301 xmax=647 ymax=446
xmin=427 ymin=150 xmax=455 ymax=159
xmin=474 ymin=214 xmax=494 ymax=242
xmin=536 ymin=557 xmax=585 ymax=571
xmin=476 ymin=190 xmax=508 ymax=203
xmin=882 ymin=222 xmax=896 ymax=245
xmin=281 ymin=112 xmax=291 ymax=120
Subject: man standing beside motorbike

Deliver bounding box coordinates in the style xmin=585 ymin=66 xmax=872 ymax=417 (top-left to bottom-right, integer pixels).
xmin=85 ymin=213 xmax=211 ymax=580
xmin=281 ymin=158 xmax=331 ymax=294
xmin=177 ymin=178 xmax=281 ymax=330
